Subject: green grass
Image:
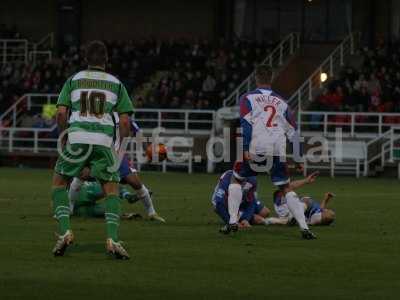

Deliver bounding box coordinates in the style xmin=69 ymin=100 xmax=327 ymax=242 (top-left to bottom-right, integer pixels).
xmin=0 ymin=167 xmax=399 ymax=300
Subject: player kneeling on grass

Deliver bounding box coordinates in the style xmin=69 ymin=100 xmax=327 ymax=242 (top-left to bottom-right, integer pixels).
xmin=211 ymin=169 xmax=270 ymax=232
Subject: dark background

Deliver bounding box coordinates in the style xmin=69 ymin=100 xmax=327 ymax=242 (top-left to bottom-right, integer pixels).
xmin=1 ymin=0 xmax=399 ymax=49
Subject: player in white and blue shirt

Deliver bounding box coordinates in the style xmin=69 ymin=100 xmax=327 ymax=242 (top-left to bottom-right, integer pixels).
xmin=234 ymin=65 xmax=316 ymax=239
xmin=114 ymin=114 xmax=165 ymax=222
xmin=266 ymin=190 xmax=336 ymax=226
xmin=211 ymin=169 xmax=269 ymax=231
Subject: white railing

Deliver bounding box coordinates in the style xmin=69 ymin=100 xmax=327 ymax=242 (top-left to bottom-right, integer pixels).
xmin=34 ymin=32 xmax=54 ymax=50
xmin=223 ymin=32 xmax=300 ymax=107
xmin=0 ymin=33 xmax=53 ymax=65
xmin=28 ymin=50 xmax=52 ymax=64
xmin=0 ymin=39 xmax=28 ymax=64
xmin=0 ymin=95 xmax=28 ymax=127
xmin=363 ymin=127 xmax=400 ymax=176
xmin=0 ymin=108 xmax=216 ymax=153
xmin=0 ymin=126 xmax=58 ymax=153
xmin=0 ymin=94 xmax=59 ymax=127
xmin=299 ymin=111 xmax=400 ymax=138
xmin=289 ymin=32 xmax=358 ymax=110
xmin=133 ymin=109 xmax=215 ymax=134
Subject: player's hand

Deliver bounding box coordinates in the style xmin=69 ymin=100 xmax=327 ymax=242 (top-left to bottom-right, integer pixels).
xmin=306 ymin=171 xmax=319 ymax=184
xmin=239 ymin=220 xmax=251 ymax=229
xmin=60 ymin=134 xmax=68 ymax=150
xmin=80 ymin=167 xmax=91 ymax=180
xmin=325 ymin=192 xmax=335 ymax=199
xmin=243 ymin=151 xmax=251 ymax=161
xmin=296 ymin=162 xmax=304 ymax=173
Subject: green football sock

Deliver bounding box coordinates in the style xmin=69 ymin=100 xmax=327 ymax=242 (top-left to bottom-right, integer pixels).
xmin=105 ymin=195 xmax=122 ymax=241
xmin=52 ymin=187 xmax=71 ymax=235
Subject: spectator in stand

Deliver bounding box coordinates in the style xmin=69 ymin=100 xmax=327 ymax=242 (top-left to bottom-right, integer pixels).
xmin=311 ymin=39 xmax=400 ymax=116
xmin=1 ymin=36 xmax=275 ymax=126
xmin=354 ymin=86 xmax=371 ymax=111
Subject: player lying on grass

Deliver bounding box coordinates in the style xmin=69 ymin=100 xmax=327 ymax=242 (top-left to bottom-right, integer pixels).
xmin=264 ymin=191 xmax=336 ymax=226
xmin=69 ymin=157 xmax=166 ymax=223
xmin=211 ymin=168 xmax=271 ymax=231
xmin=68 ymin=179 xmax=142 ymax=219
xmin=69 ymin=163 xmax=165 ymax=222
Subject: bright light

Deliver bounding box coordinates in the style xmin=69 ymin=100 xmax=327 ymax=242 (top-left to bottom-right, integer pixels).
xmin=320 ymin=72 xmax=328 ymax=83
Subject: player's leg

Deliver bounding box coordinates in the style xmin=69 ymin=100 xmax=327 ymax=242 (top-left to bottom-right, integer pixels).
xmin=119 ymin=155 xmax=164 ymax=221
xmin=251 ymin=201 xmax=271 ymax=225
xmin=124 ymin=173 xmax=165 ymax=222
xmin=218 ymin=181 xmax=242 ymax=234
xmin=271 ymin=156 xmax=316 ymax=239
xmin=214 ymin=201 xmax=230 ymax=224
xmin=68 ymin=177 xmax=83 ymax=204
xmin=51 ymin=144 xmax=89 ymax=256
xmin=221 ymin=161 xmax=254 ymax=233
xmin=92 ymin=146 xmax=129 ymax=259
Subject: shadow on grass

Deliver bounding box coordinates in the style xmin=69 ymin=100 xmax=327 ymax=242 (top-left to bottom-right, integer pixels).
xmin=68 ymin=242 xmax=105 ymax=254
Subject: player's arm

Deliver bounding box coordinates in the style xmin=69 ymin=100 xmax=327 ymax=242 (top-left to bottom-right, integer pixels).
xmin=119 ymin=114 xmax=131 ymax=142
xmin=115 ymin=84 xmax=134 ymax=147
xmin=289 ymin=171 xmax=319 ymax=190
xmin=56 ymin=106 xmax=69 ymax=133
xmin=320 ymin=192 xmax=334 ymax=209
xmin=240 ymin=95 xmax=252 ymax=160
xmin=56 ymin=78 xmax=72 ymax=146
xmin=283 ymin=106 xmax=303 ymax=170
xmin=239 ymin=205 xmax=254 ymax=228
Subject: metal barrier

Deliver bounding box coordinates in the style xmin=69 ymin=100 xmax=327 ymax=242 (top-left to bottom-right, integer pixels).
xmin=0 ymin=39 xmax=28 ymax=64
xmin=0 ymin=106 xmax=215 ymax=153
xmin=289 ymin=32 xmax=358 ymax=110
xmin=299 ymin=111 xmax=400 ymax=137
xmin=223 ymin=32 xmax=300 ymax=107
xmin=28 ymin=50 xmax=52 ymax=65
xmin=133 ymin=109 xmax=215 ymax=133
xmin=0 ymin=33 xmax=53 ymax=65
xmin=363 ymin=127 xmax=400 ymax=176
xmin=0 ymin=94 xmax=59 ymax=127
xmin=0 ymin=126 xmax=58 ymax=153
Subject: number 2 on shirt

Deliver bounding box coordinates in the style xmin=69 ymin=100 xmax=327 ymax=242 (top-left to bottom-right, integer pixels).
xmin=264 ymin=105 xmax=277 ymax=127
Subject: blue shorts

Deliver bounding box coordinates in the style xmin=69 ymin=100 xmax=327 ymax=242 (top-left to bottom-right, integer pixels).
xmin=119 ymin=155 xmax=136 ymax=182
xmin=253 ymin=200 xmax=265 ymax=215
xmin=234 ymin=157 xmax=290 ymax=186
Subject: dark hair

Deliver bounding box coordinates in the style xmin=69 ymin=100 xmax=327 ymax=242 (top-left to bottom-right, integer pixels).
xmin=85 ymin=40 xmax=108 ymax=67
xmin=255 ymin=64 xmax=273 ymax=85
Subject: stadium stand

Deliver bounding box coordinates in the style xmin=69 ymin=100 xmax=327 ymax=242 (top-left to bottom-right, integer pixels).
xmin=0 ymin=38 xmax=274 ymax=117
xmin=308 ymin=39 xmax=400 ymax=115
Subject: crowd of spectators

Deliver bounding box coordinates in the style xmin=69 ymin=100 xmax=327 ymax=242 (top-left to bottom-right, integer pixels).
xmin=0 ymin=38 xmax=273 ymax=116
xmin=310 ymin=40 xmax=400 ymax=124
xmin=142 ymin=39 xmax=273 ymax=110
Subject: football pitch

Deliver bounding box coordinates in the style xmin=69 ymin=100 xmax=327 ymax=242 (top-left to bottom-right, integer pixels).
xmin=0 ymin=167 xmax=399 ymax=300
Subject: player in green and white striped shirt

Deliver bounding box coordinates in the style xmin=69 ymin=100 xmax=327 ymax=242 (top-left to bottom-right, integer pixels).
xmin=51 ymin=41 xmax=133 ymax=259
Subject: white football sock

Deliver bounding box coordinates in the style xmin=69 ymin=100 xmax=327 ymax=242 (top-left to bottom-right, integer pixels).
xmin=263 ymin=217 xmax=289 ymax=225
xmin=228 ymin=183 xmax=243 ymax=225
xmin=136 ymin=185 xmax=156 ymax=216
xmin=68 ymin=178 xmax=82 ymax=203
xmin=285 ymin=191 xmax=309 ymax=230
